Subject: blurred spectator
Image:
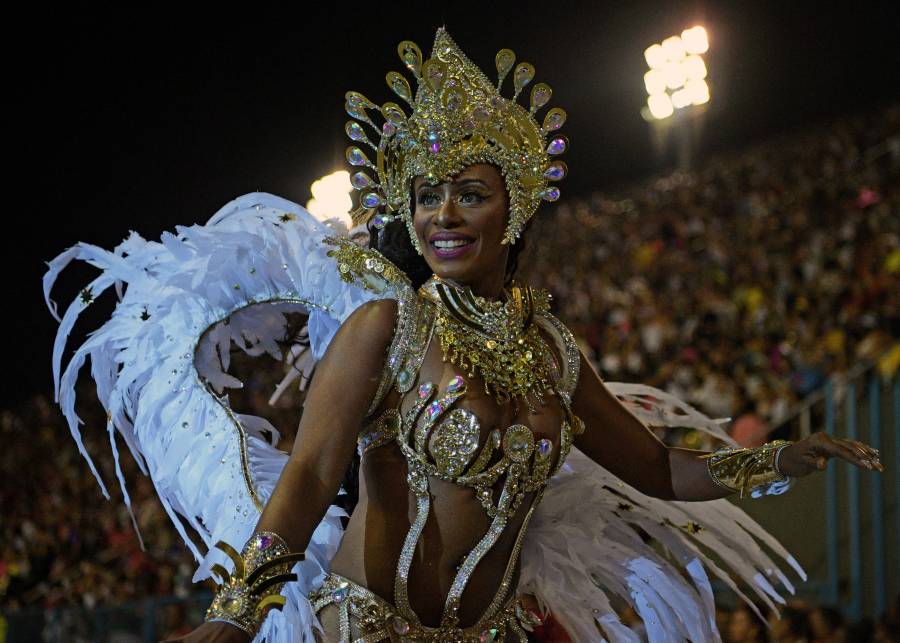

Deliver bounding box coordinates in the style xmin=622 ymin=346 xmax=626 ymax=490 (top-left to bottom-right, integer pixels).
xmin=727 ymin=604 xmax=767 ymax=642
xmin=768 ymin=605 xmax=813 ymax=642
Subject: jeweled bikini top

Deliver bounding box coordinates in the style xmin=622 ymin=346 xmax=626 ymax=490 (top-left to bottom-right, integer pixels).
xmin=327 ymin=237 xmax=583 ymax=634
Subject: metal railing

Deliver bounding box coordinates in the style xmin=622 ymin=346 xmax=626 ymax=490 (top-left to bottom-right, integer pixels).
xmin=769 ymin=362 xmax=898 ymax=621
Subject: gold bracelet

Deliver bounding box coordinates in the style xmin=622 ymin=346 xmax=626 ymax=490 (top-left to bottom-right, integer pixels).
xmin=701 ymin=440 xmax=793 ymax=498
xmin=205 ymin=531 xmax=306 ymax=636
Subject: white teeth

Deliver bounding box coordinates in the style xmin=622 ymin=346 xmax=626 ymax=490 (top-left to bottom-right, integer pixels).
xmin=433 ymin=239 xmax=470 ymax=248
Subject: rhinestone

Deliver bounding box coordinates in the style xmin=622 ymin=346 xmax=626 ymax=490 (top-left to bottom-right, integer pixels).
xmin=331 ymin=582 xmax=350 ymax=603
xmin=382 ymin=122 xmax=397 ymax=137
xmin=542 ymin=107 xmax=567 ymax=132
xmin=547 ymin=136 xmax=568 ymax=155
xmin=480 ymin=627 xmax=499 ymax=642
xmin=386 ymin=71 xmax=413 ymax=103
xmin=350 ymin=171 xmax=372 ymax=190
xmin=258 ymin=534 xmax=274 ymax=549
xmin=446 ymin=375 xmax=465 ymax=393
xmin=392 ymin=616 xmax=410 ymax=634
xmin=346 ymin=146 xmax=371 ymax=167
xmin=345 ymin=121 xmax=368 ymax=142
xmin=495 ymin=49 xmax=516 ymax=79
xmin=418 ymin=382 xmax=433 ymax=398
xmin=361 ymin=192 xmax=384 ymax=208
xmin=397 ymin=369 xmax=411 ymax=388
xmin=425 ymin=401 xmax=442 ymax=421
xmin=543 ymin=161 xmax=568 ymax=181
xmin=398 ymin=40 xmax=422 ymax=76
xmin=372 ymin=214 xmax=392 ymax=229
xmin=530 ymin=83 xmax=552 ymax=110
xmin=537 ymin=439 xmax=553 ymax=459
xmin=513 ymin=62 xmax=535 ymax=92
xmin=539 ymin=187 xmax=561 ymax=202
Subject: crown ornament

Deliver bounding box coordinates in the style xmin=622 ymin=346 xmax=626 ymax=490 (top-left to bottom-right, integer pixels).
xmin=344 ymin=27 xmax=568 ymax=252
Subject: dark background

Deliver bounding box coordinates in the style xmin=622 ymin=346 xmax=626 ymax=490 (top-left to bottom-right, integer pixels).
xmin=7 ymin=0 xmax=899 ymax=407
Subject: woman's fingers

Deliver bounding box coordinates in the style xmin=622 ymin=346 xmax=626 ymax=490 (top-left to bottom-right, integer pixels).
xmin=817 ymin=436 xmax=880 ymax=470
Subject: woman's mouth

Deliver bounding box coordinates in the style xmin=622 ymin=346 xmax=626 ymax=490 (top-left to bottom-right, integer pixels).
xmin=430 ymin=234 xmax=475 ymax=259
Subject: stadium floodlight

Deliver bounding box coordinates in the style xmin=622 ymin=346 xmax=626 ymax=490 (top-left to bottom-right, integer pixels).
xmin=306 ymin=170 xmax=353 ymax=228
xmin=644 ymin=44 xmax=667 ymax=69
xmin=681 ymin=26 xmax=709 ymax=54
xmin=642 ymin=26 xmax=709 ymax=120
xmin=647 ymin=93 xmax=674 ymax=120
xmin=644 ymin=69 xmax=667 ymax=95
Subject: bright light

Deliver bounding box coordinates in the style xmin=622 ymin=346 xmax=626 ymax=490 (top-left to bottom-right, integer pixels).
xmin=671 ymin=88 xmax=692 ymax=109
xmin=306 ymin=170 xmax=353 ymax=228
xmin=686 ymin=79 xmax=710 ymax=105
xmin=663 ymin=61 xmax=687 ymax=89
xmin=644 ymin=44 xmax=667 ymax=69
xmin=642 ymin=26 xmax=710 ymax=120
xmin=682 ymin=26 xmax=709 ymax=54
xmin=661 ymin=36 xmax=686 ymax=61
xmin=683 ymin=54 xmax=707 ymax=80
xmin=644 ymin=69 xmax=667 ymax=95
xmin=647 ymin=94 xmax=674 ymax=120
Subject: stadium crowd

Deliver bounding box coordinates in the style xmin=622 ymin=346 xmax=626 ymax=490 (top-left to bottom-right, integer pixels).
xmin=2 ymin=104 xmax=898 ymax=640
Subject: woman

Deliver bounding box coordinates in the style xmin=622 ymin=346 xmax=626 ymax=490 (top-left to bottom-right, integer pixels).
xmin=47 ymin=29 xmax=881 ymax=642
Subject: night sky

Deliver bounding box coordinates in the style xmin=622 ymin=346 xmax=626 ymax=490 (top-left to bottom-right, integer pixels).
xmin=8 ymin=1 xmax=899 ymax=407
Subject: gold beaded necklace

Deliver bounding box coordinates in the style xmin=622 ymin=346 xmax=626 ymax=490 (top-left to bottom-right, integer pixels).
xmin=420 ymin=276 xmax=554 ymax=405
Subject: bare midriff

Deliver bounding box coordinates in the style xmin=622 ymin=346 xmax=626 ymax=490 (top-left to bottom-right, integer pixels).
xmin=328 ymin=340 xmax=566 ymax=628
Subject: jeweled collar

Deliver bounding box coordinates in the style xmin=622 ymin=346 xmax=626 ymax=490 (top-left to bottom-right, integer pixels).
xmin=419 ymin=276 xmax=554 ymax=404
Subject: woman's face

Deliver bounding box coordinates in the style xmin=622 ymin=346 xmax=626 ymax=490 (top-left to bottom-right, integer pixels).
xmin=412 ymin=163 xmax=510 ymax=297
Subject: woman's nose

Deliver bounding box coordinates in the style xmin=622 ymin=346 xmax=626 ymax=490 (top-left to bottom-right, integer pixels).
xmin=434 ymin=198 xmax=462 ymax=228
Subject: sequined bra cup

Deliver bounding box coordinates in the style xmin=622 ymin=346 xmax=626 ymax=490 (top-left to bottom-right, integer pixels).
xmin=354 ymin=277 xmax=583 ymax=635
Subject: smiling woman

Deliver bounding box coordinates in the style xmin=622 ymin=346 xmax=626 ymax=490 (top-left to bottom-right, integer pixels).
xmin=44 ymin=27 xmax=882 ymax=643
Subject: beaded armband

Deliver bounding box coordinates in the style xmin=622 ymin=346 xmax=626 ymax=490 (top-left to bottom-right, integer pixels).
xmin=701 ymin=440 xmax=794 ymax=498
xmin=205 ymin=532 xmax=305 ymax=636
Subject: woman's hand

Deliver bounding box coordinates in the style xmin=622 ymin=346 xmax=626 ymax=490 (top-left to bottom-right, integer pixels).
xmin=777 ymin=432 xmax=883 ymax=477
xmin=160 ymin=621 xmax=251 ymax=643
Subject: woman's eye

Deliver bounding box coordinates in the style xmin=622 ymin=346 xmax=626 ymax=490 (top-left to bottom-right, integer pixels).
xmin=458 ymin=191 xmax=485 ymax=204
xmin=418 ymin=192 xmax=440 ymax=206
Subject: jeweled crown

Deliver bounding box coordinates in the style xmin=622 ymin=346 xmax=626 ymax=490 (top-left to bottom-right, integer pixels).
xmin=344 ymin=28 xmax=568 ymax=251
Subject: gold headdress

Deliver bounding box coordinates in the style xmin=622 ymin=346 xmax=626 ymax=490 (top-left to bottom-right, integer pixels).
xmin=344 ymin=27 xmax=568 ymax=251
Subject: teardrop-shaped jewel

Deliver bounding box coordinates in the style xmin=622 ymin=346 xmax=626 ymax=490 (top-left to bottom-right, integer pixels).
xmin=361 ymin=191 xmax=385 ymax=208
xmin=346 ymin=146 xmax=372 ymax=167
xmin=529 ymin=83 xmax=552 ymax=111
xmin=382 ymin=122 xmax=397 ymax=138
xmin=350 ymin=171 xmax=373 ymax=190
xmin=345 ymin=91 xmax=374 ymax=108
xmin=495 ymin=48 xmax=516 ymax=86
xmin=381 ymin=102 xmax=408 ymax=127
xmin=542 ymin=107 xmax=567 ymax=132
xmin=422 ymin=59 xmax=446 ymax=92
xmin=539 ymin=186 xmax=561 ymax=202
xmin=537 ymin=438 xmax=553 ymax=459
xmin=344 ymin=121 xmax=369 ymax=144
xmin=446 ymin=375 xmax=466 ymax=394
xmin=425 ymin=401 xmax=443 ymax=421
xmin=372 ymin=213 xmax=393 ymax=229
xmin=386 ymin=71 xmax=413 ymax=105
xmin=492 ymin=429 xmax=502 ymax=449
xmin=397 ymin=40 xmax=422 ymax=77
xmin=345 ymin=100 xmax=376 ymax=127
xmin=513 ymin=62 xmax=536 ymax=94
xmin=546 ymin=136 xmax=568 ymax=155
xmin=418 ymin=382 xmax=433 ymax=398
xmin=543 ymin=161 xmax=568 ymax=181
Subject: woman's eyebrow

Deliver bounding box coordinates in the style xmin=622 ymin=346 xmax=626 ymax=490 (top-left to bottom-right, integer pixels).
xmin=453 ymin=178 xmax=490 ymax=188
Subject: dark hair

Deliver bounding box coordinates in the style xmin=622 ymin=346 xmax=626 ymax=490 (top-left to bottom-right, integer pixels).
xmin=369 ymin=216 xmax=532 ymax=289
